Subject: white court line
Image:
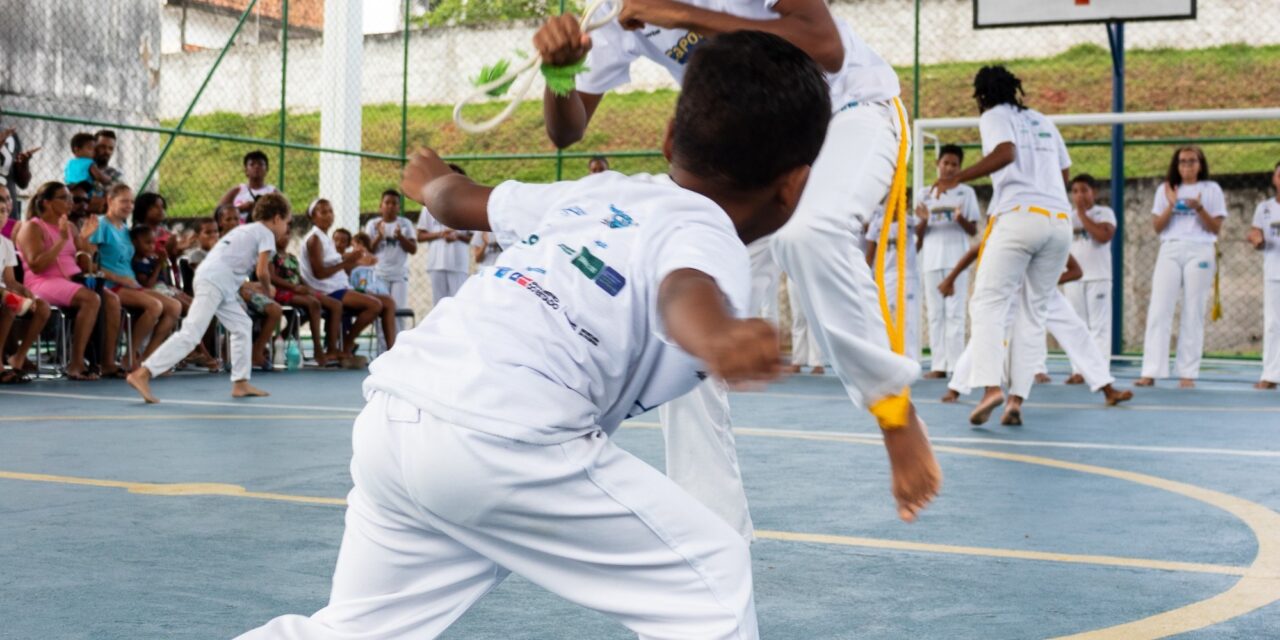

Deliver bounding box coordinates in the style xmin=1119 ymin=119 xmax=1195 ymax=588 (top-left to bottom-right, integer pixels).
xmin=736 ymin=390 xmax=1280 ymax=413
xmin=623 ymin=422 xmax=1280 ymax=458
xmin=0 ymin=389 xmax=361 ymax=413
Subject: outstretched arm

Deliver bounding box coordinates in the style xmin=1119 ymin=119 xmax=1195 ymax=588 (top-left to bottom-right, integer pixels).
xmin=659 ymin=268 xmax=781 ymax=384
xmin=401 ymin=149 xmax=493 ymax=232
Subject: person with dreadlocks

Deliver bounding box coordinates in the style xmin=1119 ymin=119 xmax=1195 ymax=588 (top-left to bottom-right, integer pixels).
xmin=932 ymin=65 xmax=1074 ymax=425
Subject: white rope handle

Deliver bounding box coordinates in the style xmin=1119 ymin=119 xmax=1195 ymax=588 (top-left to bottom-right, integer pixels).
xmin=452 ymin=0 xmax=621 ymax=134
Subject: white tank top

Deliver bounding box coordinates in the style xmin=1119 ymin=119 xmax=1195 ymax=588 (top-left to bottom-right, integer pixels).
xmin=232 ymin=183 xmax=280 ymax=213
xmin=299 ymin=227 xmax=350 ymax=294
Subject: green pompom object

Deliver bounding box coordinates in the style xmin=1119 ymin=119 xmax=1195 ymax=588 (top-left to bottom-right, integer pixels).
xmin=474 ymin=57 xmax=589 ymax=99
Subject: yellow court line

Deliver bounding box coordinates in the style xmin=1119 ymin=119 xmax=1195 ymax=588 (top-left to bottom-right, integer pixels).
xmin=0 ymin=469 xmax=1255 ymax=579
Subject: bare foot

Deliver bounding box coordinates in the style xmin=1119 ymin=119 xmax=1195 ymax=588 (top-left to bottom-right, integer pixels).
xmin=1255 ymin=381 xmax=1278 ymax=390
xmin=1064 ymin=373 xmax=1085 ymax=385
xmin=1134 ymin=377 xmax=1155 ymax=387
xmin=1034 ymin=373 xmax=1052 ymax=384
xmin=1104 ymin=385 xmax=1134 ymax=406
xmin=810 ymin=366 xmax=825 ymax=375
xmin=231 ymin=380 xmax=270 ymax=398
xmin=1000 ymin=406 xmax=1022 ymax=426
xmin=922 ymin=371 xmax=946 ymax=379
xmin=783 ymin=364 xmax=802 ymax=374
xmin=1179 ymin=378 xmax=1196 ymax=389
xmin=940 ymin=390 xmax=960 ymax=404
xmin=969 ymin=389 xmax=1004 ymax=426
xmin=7 ymin=354 xmax=29 ymax=373
xmin=126 ymin=368 xmax=159 ymax=404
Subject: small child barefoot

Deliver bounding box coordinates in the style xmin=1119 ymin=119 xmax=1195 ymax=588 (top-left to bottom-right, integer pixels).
xmin=232 ymin=380 xmax=270 ymax=398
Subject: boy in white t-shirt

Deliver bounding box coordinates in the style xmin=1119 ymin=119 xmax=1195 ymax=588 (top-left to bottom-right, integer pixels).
xmin=1249 ymin=160 xmax=1280 ymax=389
xmin=866 ymin=204 xmax=923 ymax=363
xmin=416 ymin=164 xmax=473 ymax=306
xmin=934 ymin=66 xmax=1074 ymax=426
xmin=916 ymin=144 xmax=980 ymax=377
xmin=127 ymin=194 xmax=291 ymax=403
xmin=363 ymin=189 xmax=417 ymax=317
xmin=237 ymin=33 xmax=937 ymax=640
xmin=1062 ymin=174 xmax=1117 ymax=385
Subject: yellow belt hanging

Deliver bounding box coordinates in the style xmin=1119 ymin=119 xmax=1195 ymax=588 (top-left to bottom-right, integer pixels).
xmin=1212 ymin=242 xmax=1223 ymax=321
xmin=867 ymin=97 xmax=913 ymax=430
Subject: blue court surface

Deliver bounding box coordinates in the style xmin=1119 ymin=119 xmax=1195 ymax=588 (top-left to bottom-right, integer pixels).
xmin=1 ymin=358 xmax=1277 ymax=639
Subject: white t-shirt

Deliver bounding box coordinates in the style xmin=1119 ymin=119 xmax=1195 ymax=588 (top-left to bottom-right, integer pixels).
xmin=865 ymin=207 xmax=918 ymax=278
xmin=298 ymin=227 xmax=351 ymax=294
xmin=416 ymin=210 xmax=472 ymax=273
xmin=231 ymin=183 xmax=279 ymax=219
xmin=363 ymin=216 xmax=416 ymax=281
xmin=916 ymin=185 xmax=979 ymax=272
xmin=1151 ymin=181 xmax=1228 ymax=244
xmin=365 ymin=172 xmax=750 ymax=444
xmin=196 ymin=222 xmax=276 ymax=293
xmin=577 ymin=0 xmax=899 ymax=111
xmin=1251 ymin=198 xmax=1280 ymax=281
xmin=1069 ymin=205 xmax=1117 ymax=282
xmin=0 ymin=234 xmax=17 ymax=269
xmin=979 ymin=105 xmax=1072 ymax=215
xmin=470 ymin=231 xmax=504 ymax=269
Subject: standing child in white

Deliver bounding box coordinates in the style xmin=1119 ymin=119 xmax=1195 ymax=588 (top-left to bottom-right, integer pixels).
xmin=218 ymin=150 xmax=280 ymax=223
xmin=1062 ymin=173 xmax=1117 ymax=385
xmin=785 ymin=275 xmax=823 ymax=374
xmin=127 ymin=194 xmax=291 ymax=403
xmin=866 ymin=203 xmax=924 ymax=364
xmin=1248 ymin=160 xmax=1280 ymax=390
xmin=238 ymin=35 xmax=938 ymax=639
xmin=1136 ymin=146 xmax=1228 ymax=388
xmin=364 ymin=188 xmax=418 ymax=341
xmin=416 ymin=164 xmax=473 ymax=306
xmin=917 ymin=144 xmax=980 ymax=378
xmin=933 ymin=66 xmax=1074 ymax=426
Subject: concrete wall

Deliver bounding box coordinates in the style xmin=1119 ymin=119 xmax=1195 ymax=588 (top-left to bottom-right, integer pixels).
xmin=0 ymin=0 xmax=162 ymax=207
xmin=158 ymin=0 xmax=1280 ymax=119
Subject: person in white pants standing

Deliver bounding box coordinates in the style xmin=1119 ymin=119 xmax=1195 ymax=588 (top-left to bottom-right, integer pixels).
xmin=784 ymin=272 xmax=823 ymax=374
xmin=917 ymin=144 xmax=980 ymax=378
xmin=747 ymin=237 xmax=781 ymax=324
xmin=535 ymin=0 xmax=941 ymax=534
xmin=365 ymin=189 xmax=418 ymax=345
xmin=416 ymin=164 xmax=473 ymax=307
xmin=933 ymin=66 xmax=1074 ymax=426
xmin=866 ymin=204 xmax=923 ymax=364
xmin=127 ymin=194 xmax=291 ymax=403
xmin=237 ymin=38 xmax=913 ymax=638
xmin=1062 ymin=173 xmax=1117 ymax=385
xmin=1248 ymin=160 xmax=1280 ymax=390
xmin=1136 ymin=146 xmax=1228 ymax=388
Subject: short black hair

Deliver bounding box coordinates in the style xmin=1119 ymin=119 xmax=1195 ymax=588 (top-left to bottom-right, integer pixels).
xmin=332 ymin=227 xmax=353 ymax=240
xmin=589 ymin=155 xmax=609 ymax=165
xmin=243 ymin=150 xmax=270 ymax=167
xmin=447 ymin=163 xmax=467 ymax=176
xmin=95 ymin=129 xmax=117 ymax=141
xmin=974 ymin=65 xmax=1027 ymax=112
xmin=1071 ymin=173 xmax=1097 ymax=189
xmin=671 ymin=31 xmax=829 ymax=190
xmin=67 ymin=181 xmax=93 ymax=193
xmin=129 ymin=224 xmax=153 ymax=242
xmin=70 ymin=132 xmax=96 ymax=151
xmin=938 ymin=144 xmax=964 ymax=163
xmin=381 ymin=189 xmax=401 ymax=201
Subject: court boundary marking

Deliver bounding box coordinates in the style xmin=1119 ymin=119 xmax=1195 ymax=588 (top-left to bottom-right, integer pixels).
xmin=1 ymin=431 xmax=1277 ymax=638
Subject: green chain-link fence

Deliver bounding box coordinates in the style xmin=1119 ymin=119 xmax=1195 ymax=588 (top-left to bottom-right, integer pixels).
xmin=3 ymin=0 xmax=1277 ymax=358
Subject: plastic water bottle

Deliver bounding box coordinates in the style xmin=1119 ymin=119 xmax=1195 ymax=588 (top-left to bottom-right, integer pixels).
xmin=285 ymin=341 xmax=302 ymax=371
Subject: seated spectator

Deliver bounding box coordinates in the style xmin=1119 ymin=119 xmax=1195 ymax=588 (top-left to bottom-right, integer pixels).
xmin=15 ymin=182 xmax=122 ymax=380
xmin=88 ymin=185 xmax=180 ymax=365
xmin=130 ymin=225 xmax=185 ymax=301
xmin=349 ymin=232 xmax=390 ymax=296
xmin=218 ymin=150 xmax=279 ymax=223
xmin=269 ymin=232 xmax=342 ymax=366
xmin=298 ymin=199 xmax=396 ymax=365
xmin=214 ymin=203 xmax=241 ymax=236
xmin=63 ymin=132 xmax=112 ymax=192
xmin=133 ymin=191 xmax=191 ymax=286
xmin=588 ymin=155 xmax=609 ymax=174
xmin=239 ymin=280 xmax=283 ymax=370
xmin=332 ymin=227 xmax=353 ymax=256
xmin=0 ymin=187 xmax=49 ymax=382
xmin=183 ymin=218 xmax=220 ymax=267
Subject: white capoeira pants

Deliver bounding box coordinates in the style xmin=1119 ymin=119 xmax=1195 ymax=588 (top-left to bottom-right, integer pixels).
xmin=1062 ymin=279 xmax=1112 ymax=371
xmin=968 ymin=210 xmax=1072 ymax=392
xmin=922 ymin=267 xmax=967 ymax=374
xmin=747 ymin=237 xmax=781 ymax=323
xmin=1140 ymin=240 xmax=1216 ymax=380
xmin=659 ymin=379 xmax=754 ymax=541
xmin=881 ymin=266 xmax=921 ymax=364
xmin=238 ymin=392 xmax=757 ymax=640
xmin=427 ymin=270 xmax=467 ymax=307
xmin=1264 ymin=279 xmax=1280 ymax=384
xmin=771 ymin=101 xmax=920 ymax=409
xmin=142 ymin=275 xmax=252 ymax=382
xmin=376 ymin=279 xmax=412 ymax=353
xmin=949 ymin=286 xmax=1115 ymax=397
xmin=787 ymin=276 xmax=823 ymax=367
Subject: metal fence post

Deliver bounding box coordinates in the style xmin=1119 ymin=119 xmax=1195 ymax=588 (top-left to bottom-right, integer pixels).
xmin=1108 ymin=22 xmax=1126 ymax=355
xmin=279 ymin=0 xmax=289 ymax=190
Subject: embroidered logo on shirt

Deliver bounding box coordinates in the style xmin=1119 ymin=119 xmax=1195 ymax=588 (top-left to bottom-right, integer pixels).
xmin=493 ymin=267 xmax=560 ymax=309
xmin=1198 ymin=262 xmax=1210 ymax=269
xmin=665 ymin=31 xmax=705 ymax=65
xmin=602 ymin=205 xmax=636 ymax=229
xmin=561 ymin=206 xmax=587 ymax=217
xmin=570 ymin=247 xmax=627 ymax=296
